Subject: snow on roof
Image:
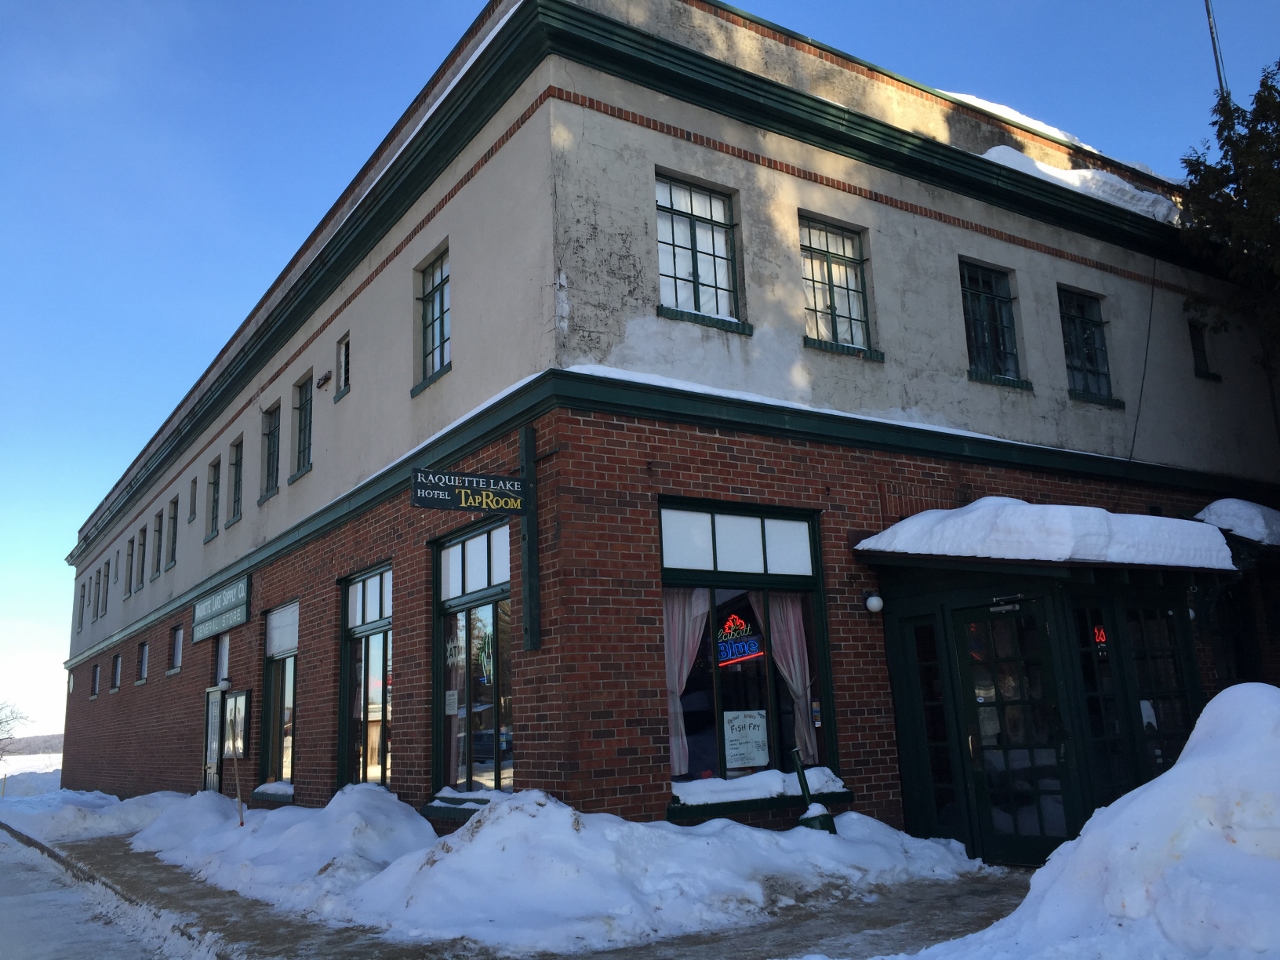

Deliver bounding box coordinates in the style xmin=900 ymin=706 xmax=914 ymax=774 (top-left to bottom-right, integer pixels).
xmin=1195 ymin=498 xmax=1280 ymax=546
xmin=981 ymin=146 xmax=1180 ymax=224
xmin=943 ymin=92 xmax=1098 ymax=151
xmin=856 ymin=497 xmax=1234 ymax=570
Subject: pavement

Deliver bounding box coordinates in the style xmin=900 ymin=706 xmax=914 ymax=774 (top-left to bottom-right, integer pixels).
xmin=1 ymin=821 xmax=1031 ymax=960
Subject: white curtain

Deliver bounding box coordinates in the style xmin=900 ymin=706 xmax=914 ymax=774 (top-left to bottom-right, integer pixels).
xmin=751 ymin=591 xmax=818 ymax=764
xmin=664 ymin=587 xmax=710 ymax=776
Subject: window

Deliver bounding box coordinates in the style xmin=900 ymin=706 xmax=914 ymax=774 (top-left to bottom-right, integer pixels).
xmin=110 ymin=654 xmax=121 ymax=690
xmin=345 ymin=569 xmax=393 ymax=786
xmin=78 ymin=583 xmax=86 ymax=631
xmin=152 ymin=512 xmax=163 ymax=575
xmin=170 ymin=626 xmax=183 ymax=671
xmin=439 ymin=524 xmax=513 ymax=793
xmin=1188 ymin=322 xmax=1221 ymax=381
xmin=800 ymin=217 xmax=874 ymax=355
xmin=206 ymin=460 xmax=220 ymax=539
xmin=113 ymin=551 xmax=119 ymax=581
xmin=418 ymin=251 xmax=450 ymax=389
xmin=189 ymin=478 xmax=198 ymax=521
xmin=136 ymin=525 xmax=148 ymax=589
xmin=215 ymin=633 xmax=230 ymax=685
xmin=166 ymin=498 xmax=178 ymax=566
xmin=659 ymin=508 xmax=825 ymax=782
xmin=228 ymin=439 xmax=243 ymax=523
xmin=137 ymin=642 xmax=149 ymax=682
xmin=124 ymin=540 xmax=134 ymax=598
xmin=92 ymin=568 xmax=101 ymax=621
xmin=262 ymin=404 xmax=281 ymax=500
xmin=335 ymin=333 xmax=350 ymax=401
xmin=960 ymin=261 xmax=1025 ymax=386
xmin=264 ymin=602 xmax=298 ymax=785
xmin=291 ymin=377 xmax=312 ymax=481
xmin=101 ymin=561 xmax=109 ymax=614
xmin=91 ymin=664 xmax=99 ymax=696
xmin=656 ymin=175 xmax=738 ymax=320
xmin=1058 ymin=289 xmax=1118 ymax=405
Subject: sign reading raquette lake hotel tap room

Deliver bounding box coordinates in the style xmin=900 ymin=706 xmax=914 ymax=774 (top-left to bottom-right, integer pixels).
xmin=411 ymin=469 xmax=527 ymax=514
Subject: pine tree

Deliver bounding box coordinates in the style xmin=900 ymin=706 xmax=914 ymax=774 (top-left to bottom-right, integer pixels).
xmin=1181 ymin=61 xmax=1280 ymax=444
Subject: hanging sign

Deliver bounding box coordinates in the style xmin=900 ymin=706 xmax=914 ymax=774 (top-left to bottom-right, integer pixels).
xmin=724 ymin=710 xmax=769 ymax=768
xmin=193 ymin=575 xmax=249 ymax=642
xmin=717 ymin=614 xmax=763 ymax=666
xmin=411 ymin=469 xmax=527 ymax=514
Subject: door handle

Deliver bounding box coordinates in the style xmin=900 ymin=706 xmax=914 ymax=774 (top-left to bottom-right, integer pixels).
xmin=968 ymin=733 xmax=979 ymax=762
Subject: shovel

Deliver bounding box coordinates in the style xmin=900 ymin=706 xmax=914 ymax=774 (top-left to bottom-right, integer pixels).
xmin=793 ymin=748 xmax=838 ymax=834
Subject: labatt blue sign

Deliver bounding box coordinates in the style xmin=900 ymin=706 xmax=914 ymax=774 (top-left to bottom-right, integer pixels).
xmin=411 ymin=469 xmax=527 ymax=514
xmin=717 ymin=613 xmax=763 ymax=666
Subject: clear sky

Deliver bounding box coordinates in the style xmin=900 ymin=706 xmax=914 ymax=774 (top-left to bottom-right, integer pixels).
xmin=1 ymin=0 xmax=1277 ymax=736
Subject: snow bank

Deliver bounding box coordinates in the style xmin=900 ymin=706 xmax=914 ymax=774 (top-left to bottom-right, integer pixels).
xmin=857 ymin=497 xmax=1234 ymax=570
xmin=132 ymin=784 xmax=437 ymax=918
xmin=0 ymin=752 xmax=62 ymax=776
xmin=0 ymin=789 xmax=186 ymax=843
xmin=1195 ymin=498 xmax=1280 ymax=546
xmin=348 ymin=791 xmax=981 ymax=953
xmin=0 ymin=770 xmax=61 ymax=797
xmin=863 ymin=682 xmax=1280 ymax=960
xmin=672 ymin=767 xmax=846 ymax=805
xmin=981 ymin=146 xmax=1180 ymax=223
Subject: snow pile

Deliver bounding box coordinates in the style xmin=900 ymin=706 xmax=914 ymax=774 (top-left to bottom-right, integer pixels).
xmin=1195 ymin=498 xmax=1280 ymax=546
xmin=132 ymin=784 xmax=437 ymax=918
xmin=943 ymin=92 xmax=1096 ymax=150
xmin=0 ymin=789 xmax=186 ymax=843
xmin=852 ymin=683 xmax=1280 ymax=960
xmin=253 ymin=780 xmax=295 ymax=798
xmin=672 ymin=767 xmax=846 ymax=805
xmin=981 ymin=146 xmax=1179 ymax=223
xmin=348 ymin=791 xmax=981 ymax=953
xmin=857 ymin=497 xmax=1234 ymax=570
xmin=0 ymin=770 xmax=61 ymax=797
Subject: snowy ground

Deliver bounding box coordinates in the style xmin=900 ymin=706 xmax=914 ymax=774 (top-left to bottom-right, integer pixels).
xmin=1 ymin=752 xmax=63 ymax=797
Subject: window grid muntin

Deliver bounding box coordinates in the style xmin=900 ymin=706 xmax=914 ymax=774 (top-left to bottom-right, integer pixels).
xmin=166 ymin=498 xmax=178 ymax=564
xmin=207 ymin=462 xmax=220 ymax=535
xmin=230 ymin=440 xmax=244 ymax=519
xmin=960 ymin=262 xmax=1020 ymax=380
xmin=800 ymin=218 xmax=869 ymax=349
xmin=152 ymin=512 xmax=163 ymax=574
xmin=420 ymin=252 xmax=451 ymax=380
xmin=1058 ymin=290 xmax=1112 ymax=399
xmin=263 ymin=406 xmax=281 ymax=497
xmin=656 ymin=176 xmax=738 ymax=318
xmin=295 ymin=379 xmax=313 ymax=475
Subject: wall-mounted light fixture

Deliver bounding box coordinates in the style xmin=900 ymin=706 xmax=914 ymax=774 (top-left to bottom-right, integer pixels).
xmin=864 ymin=591 xmax=884 ymax=614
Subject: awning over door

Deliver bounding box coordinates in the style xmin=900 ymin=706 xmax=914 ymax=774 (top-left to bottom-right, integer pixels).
xmin=857 ymin=497 xmax=1235 ymax=571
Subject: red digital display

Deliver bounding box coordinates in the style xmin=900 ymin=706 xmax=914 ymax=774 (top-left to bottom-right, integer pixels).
xmin=1093 ymin=625 xmax=1107 ymax=646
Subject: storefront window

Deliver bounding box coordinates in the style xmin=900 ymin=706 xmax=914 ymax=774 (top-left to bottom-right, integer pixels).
xmin=264 ymin=602 xmax=298 ymax=784
xmin=344 ymin=568 xmax=392 ymax=786
xmin=439 ymin=524 xmax=514 ymax=793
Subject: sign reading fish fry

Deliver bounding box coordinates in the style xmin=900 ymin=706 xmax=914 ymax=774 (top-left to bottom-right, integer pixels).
xmin=411 ymin=469 xmax=528 ymax=514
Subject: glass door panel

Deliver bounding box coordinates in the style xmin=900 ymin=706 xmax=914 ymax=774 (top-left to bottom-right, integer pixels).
xmin=714 ymin=589 xmax=771 ymax=777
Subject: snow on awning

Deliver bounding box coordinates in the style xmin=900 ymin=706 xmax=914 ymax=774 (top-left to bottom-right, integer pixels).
xmin=856 ymin=497 xmax=1234 ymax=570
xmin=1195 ymin=499 xmax=1280 ymax=547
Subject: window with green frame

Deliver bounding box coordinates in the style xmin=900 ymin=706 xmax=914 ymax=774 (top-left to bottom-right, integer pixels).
xmin=959 ymin=261 xmax=1023 ymax=385
xmin=418 ymin=250 xmax=450 ymax=387
xmin=437 ymin=522 xmax=513 ymax=793
xmin=799 ymin=217 xmax=872 ymax=352
xmin=344 ymin=568 xmax=392 ymax=786
xmin=1058 ymin=289 xmax=1115 ymax=403
xmin=659 ymin=507 xmax=828 ymax=782
xmin=263 ymin=601 xmax=298 ymax=786
xmin=655 ymin=175 xmax=738 ymax=320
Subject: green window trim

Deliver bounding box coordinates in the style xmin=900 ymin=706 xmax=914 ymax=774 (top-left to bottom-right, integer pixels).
xmin=286 ymin=462 xmax=313 ymax=486
xmin=419 ymin=251 xmax=450 ymax=385
xmin=960 ymin=261 xmax=1021 ymax=382
xmin=656 ymin=305 xmax=753 ymax=335
xmin=333 ymin=384 xmax=351 ymax=404
xmin=803 ymin=336 xmax=884 ymax=362
xmin=967 ymin=369 xmax=1034 ymax=391
xmin=1068 ymin=389 xmax=1126 ymax=410
xmin=799 ymin=217 xmax=872 ymax=351
xmin=656 ymin=175 xmax=739 ymax=320
xmin=410 ymin=360 xmax=453 ymax=398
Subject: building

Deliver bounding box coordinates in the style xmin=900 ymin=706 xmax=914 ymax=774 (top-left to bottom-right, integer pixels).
xmin=63 ymin=0 xmax=1280 ymax=866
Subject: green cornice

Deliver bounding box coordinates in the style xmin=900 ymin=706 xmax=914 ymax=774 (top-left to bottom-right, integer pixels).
xmin=66 ymin=368 xmax=1278 ymax=669
xmin=71 ymin=0 xmax=1201 ymax=567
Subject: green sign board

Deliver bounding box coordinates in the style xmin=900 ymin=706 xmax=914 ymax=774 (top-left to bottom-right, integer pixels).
xmin=193 ymin=575 xmax=249 ymax=642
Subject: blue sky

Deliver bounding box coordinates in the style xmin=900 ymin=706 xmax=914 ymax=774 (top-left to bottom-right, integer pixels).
xmin=1 ymin=0 xmax=1277 ymax=736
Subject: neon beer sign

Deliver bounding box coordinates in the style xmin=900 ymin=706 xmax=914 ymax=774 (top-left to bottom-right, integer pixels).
xmin=718 ymin=613 xmax=764 ymax=666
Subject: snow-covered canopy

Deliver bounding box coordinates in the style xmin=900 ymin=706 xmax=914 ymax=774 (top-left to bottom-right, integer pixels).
xmin=1195 ymin=498 xmax=1280 ymax=547
xmin=856 ymin=497 xmax=1234 ymax=570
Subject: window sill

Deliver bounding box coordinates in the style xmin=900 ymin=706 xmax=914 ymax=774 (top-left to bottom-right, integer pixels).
xmin=150 ymin=571 xmax=161 ymax=582
xmin=657 ymin=305 xmax=753 ymax=336
xmin=287 ymin=463 xmax=312 ymax=486
xmin=165 ymin=667 xmax=181 ymax=677
xmin=666 ymin=789 xmax=854 ymax=822
xmin=251 ymin=785 xmax=295 ymax=805
xmin=803 ymin=336 xmax=884 ymax=362
xmin=1069 ymin=389 xmax=1125 ymax=409
xmin=134 ymin=679 xmax=146 ymax=686
xmin=188 ymin=514 xmax=196 ymax=524
xmin=164 ymin=560 xmax=176 ymax=572
xmin=410 ymin=362 xmax=452 ymax=398
xmin=333 ymin=384 xmax=350 ymax=404
xmin=108 ymin=687 xmax=119 ymax=695
xmin=224 ymin=513 xmax=241 ymax=530
xmin=1194 ymin=369 xmax=1223 ymax=383
xmin=89 ymin=694 xmax=98 ymax=701
xmin=968 ymin=369 xmax=1034 ymax=391
xmin=257 ymin=488 xmax=278 ymax=507
xmin=203 ymin=529 xmax=219 ymax=544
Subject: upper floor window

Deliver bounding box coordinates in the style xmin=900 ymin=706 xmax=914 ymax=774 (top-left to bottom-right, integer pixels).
xmin=77 ymin=584 xmax=85 ymax=631
xmin=335 ymin=333 xmax=351 ymax=401
xmin=291 ymin=377 xmax=313 ymax=481
xmin=136 ymin=524 xmax=148 ymax=589
xmin=262 ymin=404 xmax=281 ymax=500
xmin=1188 ymin=322 xmax=1222 ymax=381
xmin=1058 ymin=289 xmax=1116 ymax=404
xmin=92 ymin=568 xmax=101 ymax=621
xmin=137 ymin=641 xmax=149 ymax=682
xmin=418 ymin=251 xmax=451 ymax=389
xmin=189 ymin=478 xmax=198 ymax=521
xmin=656 ymin=175 xmax=737 ymax=320
xmin=110 ymin=654 xmax=122 ymax=690
xmin=123 ymin=539 xmax=134 ymax=598
xmin=170 ymin=625 xmax=184 ymax=671
xmin=960 ymin=261 xmax=1024 ymax=386
xmin=800 ymin=217 xmax=872 ymax=353
xmin=166 ymin=497 xmax=179 ymax=566
xmin=206 ymin=460 xmax=221 ymax=539
xmin=152 ymin=511 xmax=164 ymax=575
xmin=229 ymin=439 xmax=244 ymax=523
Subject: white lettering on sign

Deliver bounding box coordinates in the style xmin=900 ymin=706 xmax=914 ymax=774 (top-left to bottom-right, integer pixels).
xmin=194 ymin=576 xmax=249 ymax=624
xmin=724 ymin=710 xmax=769 ymax=769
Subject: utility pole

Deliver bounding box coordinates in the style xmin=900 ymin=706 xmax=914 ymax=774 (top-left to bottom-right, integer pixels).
xmin=1203 ymin=0 xmax=1231 ymax=100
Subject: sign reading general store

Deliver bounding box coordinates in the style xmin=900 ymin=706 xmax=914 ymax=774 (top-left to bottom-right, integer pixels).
xmin=411 ymin=469 xmax=527 ymax=514
xmin=193 ymin=575 xmax=250 ymax=642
